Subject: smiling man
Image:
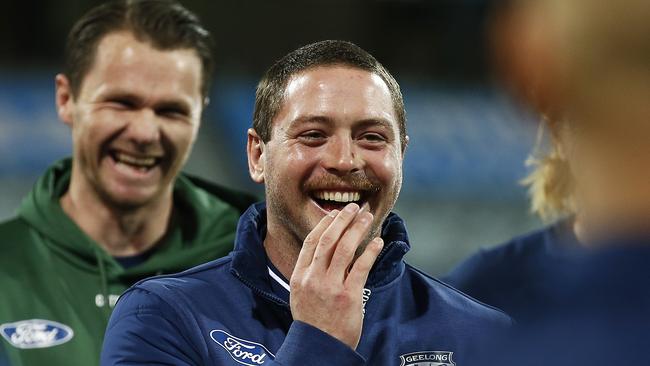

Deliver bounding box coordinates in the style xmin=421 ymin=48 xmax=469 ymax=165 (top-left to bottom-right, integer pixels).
xmin=0 ymin=1 xmax=255 ymax=365
xmin=101 ymin=40 xmax=510 ymax=366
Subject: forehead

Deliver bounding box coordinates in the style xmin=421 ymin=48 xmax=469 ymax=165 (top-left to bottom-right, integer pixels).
xmin=78 ymin=31 xmax=203 ymax=101
xmin=278 ymin=65 xmax=398 ymax=127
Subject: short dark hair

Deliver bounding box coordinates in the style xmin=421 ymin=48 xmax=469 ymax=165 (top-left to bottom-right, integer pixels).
xmin=64 ymin=0 xmax=214 ymax=98
xmin=253 ymin=40 xmax=407 ymax=149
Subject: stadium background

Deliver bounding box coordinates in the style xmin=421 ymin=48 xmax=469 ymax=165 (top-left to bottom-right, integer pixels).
xmin=0 ymin=0 xmax=541 ymax=275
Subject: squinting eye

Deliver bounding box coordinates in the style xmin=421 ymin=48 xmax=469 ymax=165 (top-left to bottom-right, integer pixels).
xmin=360 ymin=133 xmax=386 ymax=142
xmin=158 ymin=108 xmax=188 ymax=118
xmin=300 ymin=131 xmax=326 ymax=140
xmin=109 ymin=99 xmax=135 ymax=109
xmin=297 ymin=130 xmax=328 ymax=146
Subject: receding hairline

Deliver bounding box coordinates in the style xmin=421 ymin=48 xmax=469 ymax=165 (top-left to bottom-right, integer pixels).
xmin=272 ymin=63 xmax=402 ymax=123
xmin=286 ymin=62 xmax=391 ymax=81
xmin=285 ymin=63 xmax=394 ymax=93
xmin=253 ymin=40 xmax=407 ymax=150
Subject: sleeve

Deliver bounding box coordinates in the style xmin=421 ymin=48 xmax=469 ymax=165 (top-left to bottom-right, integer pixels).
xmin=272 ymin=321 xmax=366 ymax=366
xmin=100 ymin=288 xmax=202 ymax=366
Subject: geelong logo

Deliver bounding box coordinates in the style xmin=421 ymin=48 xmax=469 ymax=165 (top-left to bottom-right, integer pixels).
xmin=0 ymin=319 xmax=74 ymax=349
xmin=210 ymin=330 xmax=275 ymax=365
xmin=400 ymin=351 xmax=456 ymax=366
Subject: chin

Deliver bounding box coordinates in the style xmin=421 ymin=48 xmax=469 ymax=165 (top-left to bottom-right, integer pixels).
xmin=100 ymin=185 xmax=163 ymax=210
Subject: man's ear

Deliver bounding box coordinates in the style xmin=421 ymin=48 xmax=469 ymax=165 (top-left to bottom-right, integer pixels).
xmin=247 ymin=128 xmax=265 ymax=184
xmin=55 ymin=74 xmax=75 ymax=127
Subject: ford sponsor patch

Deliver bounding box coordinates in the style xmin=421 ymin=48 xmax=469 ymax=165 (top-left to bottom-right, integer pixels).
xmin=0 ymin=319 xmax=74 ymax=349
xmin=400 ymin=351 xmax=456 ymax=366
xmin=210 ymin=329 xmax=274 ymax=365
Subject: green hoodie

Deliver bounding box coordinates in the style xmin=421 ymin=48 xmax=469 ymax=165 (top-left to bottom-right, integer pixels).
xmin=0 ymin=158 xmax=256 ymax=366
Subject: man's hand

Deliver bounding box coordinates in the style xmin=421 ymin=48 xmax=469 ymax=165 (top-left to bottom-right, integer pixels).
xmin=290 ymin=203 xmax=384 ymax=350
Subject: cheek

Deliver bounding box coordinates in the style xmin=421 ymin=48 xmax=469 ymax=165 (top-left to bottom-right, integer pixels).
xmin=365 ymin=149 xmax=402 ymax=186
xmin=80 ymin=107 xmax=130 ymax=135
xmin=282 ymin=143 xmax=315 ymax=170
xmin=267 ymin=144 xmax=317 ymax=187
xmin=285 ymin=145 xmax=309 ymax=166
xmin=164 ymin=123 xmax=199 ymax=155
xmin=73 ymin=110 xmax=111 ymax=151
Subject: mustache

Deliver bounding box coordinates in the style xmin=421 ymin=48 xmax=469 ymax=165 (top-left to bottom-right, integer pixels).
xmin=303 ymin=173 xmax=381 ymax=193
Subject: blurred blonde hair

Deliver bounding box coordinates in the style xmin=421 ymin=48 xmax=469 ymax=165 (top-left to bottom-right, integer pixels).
xmin=515 ymin=0 xmax=650 ymax=221
xmin=521 ymin=121 xmax=574 ymax=222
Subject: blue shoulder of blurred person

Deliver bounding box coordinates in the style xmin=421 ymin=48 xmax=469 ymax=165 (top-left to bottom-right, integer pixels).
xmin=443 ymin=220 xmax=582 ymax=321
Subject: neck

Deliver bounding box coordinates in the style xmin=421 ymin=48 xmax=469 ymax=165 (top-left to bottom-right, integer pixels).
xmin=60 ymin=170 xmax=173 ymax=257
xmin=263 ymin=215 xmax=301 ymax=281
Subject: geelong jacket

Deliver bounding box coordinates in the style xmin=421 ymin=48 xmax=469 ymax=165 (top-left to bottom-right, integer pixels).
xmin=101 ymin=202 xmax=511 ymax=365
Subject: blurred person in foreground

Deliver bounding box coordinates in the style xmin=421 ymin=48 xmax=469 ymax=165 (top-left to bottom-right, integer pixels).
xmin=445 ymin=0 xmax=650 ymax=363
xmin=101 ymin=40 xmax=510 ymax=366
xmin=0 ymin=1 xmax=255 ymax=365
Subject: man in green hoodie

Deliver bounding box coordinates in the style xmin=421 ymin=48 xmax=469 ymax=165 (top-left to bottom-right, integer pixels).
xmin=0 ymin=1 xmax=256 ymax=365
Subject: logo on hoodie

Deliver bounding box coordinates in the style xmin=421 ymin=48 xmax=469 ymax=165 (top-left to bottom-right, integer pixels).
xmin=400 ymin=351 xmax=456 ymax=366
xmin=0 ymin=319 xmax=74 ymax=349
xmin=210 ymin=329 xmax=274 ymax=365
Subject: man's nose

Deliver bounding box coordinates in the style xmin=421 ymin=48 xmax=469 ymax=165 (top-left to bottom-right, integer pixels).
xmin=125 ymin=109 xmax=160 ymax=145
xmin=321 ymin=136 xmax=362 ymax=176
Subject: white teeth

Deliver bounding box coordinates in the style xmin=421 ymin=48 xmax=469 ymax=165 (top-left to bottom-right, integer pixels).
xmin=114 ymin=152 xmax=157 ymax=168
xmin=314 ymin=191 xmax=362 ymax=203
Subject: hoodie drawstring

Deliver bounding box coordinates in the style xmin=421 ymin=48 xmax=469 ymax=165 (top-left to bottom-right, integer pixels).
xmin=95 ymin=249 xmax=112 ymax=317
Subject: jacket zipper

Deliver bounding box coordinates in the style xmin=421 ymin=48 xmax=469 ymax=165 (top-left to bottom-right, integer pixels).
xmin=231 ymin=269 xmax=290 ymax=309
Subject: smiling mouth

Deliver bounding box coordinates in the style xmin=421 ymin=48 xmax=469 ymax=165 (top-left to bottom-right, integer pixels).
xmin=109 ymin=150 xmax=162 ymax=172
xmin=310 ymin=189 xmax=370 ymax=212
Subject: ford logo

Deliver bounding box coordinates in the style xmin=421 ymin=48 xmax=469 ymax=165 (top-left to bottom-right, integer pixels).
xmin=0 ymin=319 xmax=74 ymax=349
xmin=210 ymin=329 xmax=274 ymax=365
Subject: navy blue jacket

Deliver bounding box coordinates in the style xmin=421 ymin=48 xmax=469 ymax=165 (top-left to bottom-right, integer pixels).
xmin=443 ymin=222 xmax=582 ymax=322
xmin=445 ymin=222 xmax=650 ymax=365
xmin=101 ymin=203 xmax=510 ymax=366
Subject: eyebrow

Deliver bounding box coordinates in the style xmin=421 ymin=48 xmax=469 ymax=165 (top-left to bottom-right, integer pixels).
xmin=353 ymin=118 xmax=395 ymax=132
xmin=288 ymin=115 xmax=395 ymax=132
xmin=99 ymin=90 xmax=192 ymax=113
xmin=99 ymin=91 xmax=144 ymax=105
xmin=288 ymin=115 xmax=334 ymax=129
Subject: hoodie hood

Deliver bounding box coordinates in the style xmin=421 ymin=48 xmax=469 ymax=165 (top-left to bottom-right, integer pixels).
xmin=18 ymin=158 xmax=252 ymax=283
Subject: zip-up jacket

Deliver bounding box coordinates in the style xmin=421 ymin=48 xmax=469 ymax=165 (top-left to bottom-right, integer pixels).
xmin=101 ymin=202 xmax=511 ymax=365
xmin=0 ymin=158 xmax=256 ymax=366
xmin=443 ymin=222 xmax=582 ymax=322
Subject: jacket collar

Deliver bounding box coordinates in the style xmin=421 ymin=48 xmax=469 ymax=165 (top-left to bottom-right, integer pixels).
xmin=229 ymin=202 xmax=411 ymax=306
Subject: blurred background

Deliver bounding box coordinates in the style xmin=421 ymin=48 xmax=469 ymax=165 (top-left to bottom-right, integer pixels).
xmin=0 ymin=0 xmax=542 ymax=275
